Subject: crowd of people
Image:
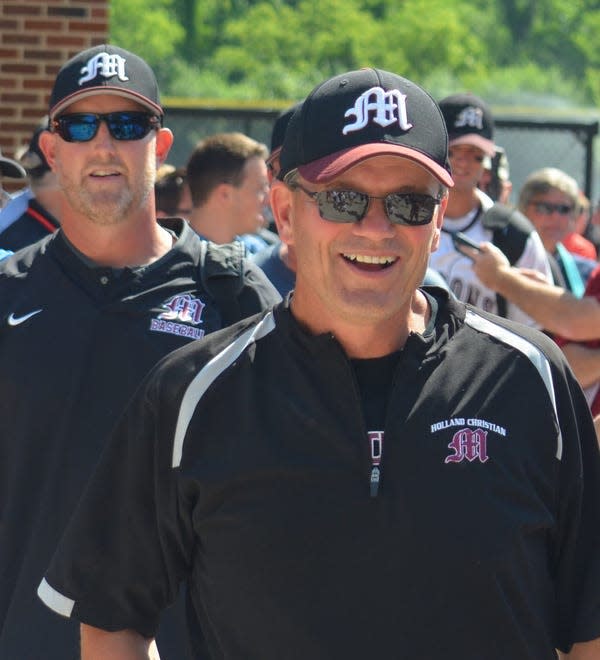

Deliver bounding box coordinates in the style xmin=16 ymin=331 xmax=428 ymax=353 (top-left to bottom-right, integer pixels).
xmin=0 ymin=45 xmax=598 ymax=659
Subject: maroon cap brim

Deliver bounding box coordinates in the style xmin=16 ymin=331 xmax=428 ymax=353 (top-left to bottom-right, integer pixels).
xmin=298 ymin=144 xmax=454 ymax=188
xmin=448 ymin=134 xmax=495 ymax=157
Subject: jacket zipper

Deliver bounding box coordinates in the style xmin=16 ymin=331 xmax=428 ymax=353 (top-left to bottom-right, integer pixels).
xmin=368 ymin=431 xmax=384 ymax=497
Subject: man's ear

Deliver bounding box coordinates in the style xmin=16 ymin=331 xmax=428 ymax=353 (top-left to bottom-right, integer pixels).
xmin=270 ymin=181 xmax=295 ymax=246
xmin=430 ymin=193 xmax=448 ymax=253
xmin=155 ymin=127 xmax=174 ymax=166
xmin=38 ymin=130 xmax=57 ymax=171
xmin=213 ymin=182 xmax=234 ymax=205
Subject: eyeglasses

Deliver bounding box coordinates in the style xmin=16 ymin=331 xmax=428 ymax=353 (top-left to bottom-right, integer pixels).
xmin=289 ymin=181 xmax=441 ymax=226
xmin=50 ymin=112 xmax=162 ymax=143
xmin=529 ymin=201 xmax=574 ymax=216
xmin=448 ymin=149 xmax=485 ymax=164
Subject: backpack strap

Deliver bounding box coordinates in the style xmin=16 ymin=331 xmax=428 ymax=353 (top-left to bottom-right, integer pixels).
xmin=481 ymin=203 xmax=535 ymax=265
xmin=200 ymin=240 xmax=245 ymax=327
xmin=555 ymin=242 xmax=586 ymax=298
xmin=481 ymin=203 xmax=535 ymax=317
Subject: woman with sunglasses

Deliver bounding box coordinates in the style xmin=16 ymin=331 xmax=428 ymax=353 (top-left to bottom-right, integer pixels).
xmin=518 ymin=167 xmax=597 ymax=297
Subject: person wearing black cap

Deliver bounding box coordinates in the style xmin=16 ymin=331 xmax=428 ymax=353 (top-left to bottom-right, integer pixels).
xmin=40 ymin=69 xmax=599 ymax=659
xmin=0 ymin=44 xmax=279 ymax=660
xmin=254 ymin=101 xmax=451 ymax=298
xmin=429 ymin=93 xmax=552 ymax=325
xmin=0 ymin=125 xmax=63 ymax=250
xmin=252 ymin=102 xmax=302 ymax=297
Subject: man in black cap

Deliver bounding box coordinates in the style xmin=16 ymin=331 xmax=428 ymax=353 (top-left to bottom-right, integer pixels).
xmin=254 ymin=101 xmax=450 ymax=298
xmin=0 ymin=44 xmax=279 ymax=659
xmin=429 ymin=93 xmax=552 ymax=324
xmin=40 ymin=69 xmax=599 ymax=659
xmin=252 ymin=102 xmax=302 ymax=297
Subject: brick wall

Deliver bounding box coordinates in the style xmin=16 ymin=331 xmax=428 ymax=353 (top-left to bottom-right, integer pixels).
xmin=0 ymin=0 xmax=108 ymax=189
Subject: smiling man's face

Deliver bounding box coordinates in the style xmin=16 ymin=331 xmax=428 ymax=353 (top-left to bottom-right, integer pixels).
xmin=273 ymin=155 xmax=446 ymax=338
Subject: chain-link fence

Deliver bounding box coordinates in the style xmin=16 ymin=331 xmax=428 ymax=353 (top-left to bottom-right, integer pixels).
xmin=163 ymin=105 xmax=281 ymax=171
xmin=495 ymin=119 xmax=598 ymax=204
xmin=163 ymin=103 xmax=599 ymax=204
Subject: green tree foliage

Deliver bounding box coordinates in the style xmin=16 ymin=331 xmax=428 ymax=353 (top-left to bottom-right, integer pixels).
xmin=110 ymin=0 xmax=184 ymax=62
xmin=574 ymin=2 xmax=600 ymax=103
xmin=109 ymin=0 xmax=600 ymax=107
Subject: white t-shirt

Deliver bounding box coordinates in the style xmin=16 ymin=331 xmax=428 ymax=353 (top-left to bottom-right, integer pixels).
xmin=430 ymin=189 xmax=552 ymax=327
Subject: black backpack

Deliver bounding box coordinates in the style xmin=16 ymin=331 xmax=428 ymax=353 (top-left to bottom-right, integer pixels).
xmin=481 ymin=203 xmax=535 ymax=317
xmin=199 ymin=240 xmax=245 ymax=327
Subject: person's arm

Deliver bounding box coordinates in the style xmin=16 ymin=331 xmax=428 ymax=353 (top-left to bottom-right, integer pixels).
xmin=558 ymin=637 xmax=600 ymax=658
xmin=594 ymin=414 xmax=600 ymax=448
xmin=471 ymin=243 xmax=600 ymax=340
xmin=560 ymin=344 xmax=600 ymax=388
xmin=80 ymin=625 xmax=160 ymax=660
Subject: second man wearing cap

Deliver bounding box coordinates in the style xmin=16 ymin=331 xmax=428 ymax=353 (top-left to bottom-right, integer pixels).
xmin=429 ymin=93 xmax=552 ymax=325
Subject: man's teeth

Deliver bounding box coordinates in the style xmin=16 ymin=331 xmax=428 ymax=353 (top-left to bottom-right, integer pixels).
xmin=344 ymin=254 xmax=396 ymax=265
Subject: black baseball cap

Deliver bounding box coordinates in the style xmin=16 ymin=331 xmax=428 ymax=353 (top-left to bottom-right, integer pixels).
xmin=439 ymin=93 xmax=495 ymax=157
xmin=48 ymin=44 xmax=163 ymax=119
xmin=268 ymin=101 xmax=303 ymax=163
xmin=278 ymin=68 xmax=453 ymax=187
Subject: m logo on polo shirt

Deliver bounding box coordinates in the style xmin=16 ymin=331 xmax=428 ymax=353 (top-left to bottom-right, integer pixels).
xmin=78 ymin=52 xmax=129 ymax=85
xmin=445 ymin=428 xmax=489 ymax=464
xmin=343 ymin=86 xmax=413 ymax=135
xmin=150 ymin=293 xmax=206 ymax=340
xmin=430 ymin=416 xmax=507 ymax=464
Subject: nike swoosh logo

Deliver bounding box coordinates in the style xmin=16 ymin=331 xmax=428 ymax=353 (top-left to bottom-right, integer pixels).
xmin=8 ymin=309 xmax=43 ymax=326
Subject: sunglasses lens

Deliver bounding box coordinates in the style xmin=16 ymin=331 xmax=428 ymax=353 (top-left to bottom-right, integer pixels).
xmin=295 ymin=183 xmax=438 ymax=226
xmin=318 ymin=190 xmax=369 ymax=222
xmin=59 ymin=115 xmax=99 ymax=142
xmin=386 ymin=193 xmax=437 ymax=225
xmin=107 ymin=113 xmax=153 ymax=140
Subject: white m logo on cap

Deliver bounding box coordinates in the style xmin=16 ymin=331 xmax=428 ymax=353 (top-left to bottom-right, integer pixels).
xmin=343 ymin=86 xmax=413 ymax=135
xmin=78 ymin=52 xmax=129 ymax=86
xmin=454 ymin=106 xmax=484 ymax=130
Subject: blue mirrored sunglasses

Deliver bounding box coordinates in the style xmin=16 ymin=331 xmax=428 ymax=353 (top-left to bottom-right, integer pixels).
xmin=51 ymin=112 xmax=162 ymax=143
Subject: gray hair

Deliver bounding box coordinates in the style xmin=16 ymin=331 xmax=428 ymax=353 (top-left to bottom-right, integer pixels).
xmin=518 ymin=167 xmax=579 ymax=213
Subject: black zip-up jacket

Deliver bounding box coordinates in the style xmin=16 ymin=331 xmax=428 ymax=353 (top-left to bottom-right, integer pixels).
xmin=0 ymin=218 xmax=280 ymax=659
xmin=41 ymin=291 xmax=600 ymax=659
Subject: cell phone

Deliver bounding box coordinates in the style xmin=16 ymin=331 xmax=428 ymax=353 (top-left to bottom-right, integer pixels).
xmin=451 ymin=232 xmax=482 ymax=258
xmin=485 ymin=147 xmax=508 ymax=202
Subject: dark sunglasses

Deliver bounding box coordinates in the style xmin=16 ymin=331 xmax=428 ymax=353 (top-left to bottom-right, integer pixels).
xmin=530 ymin=201 xmax=574 ymax=216
xmin=50 ymin=112 xmax=162 ymax=143
xmin=289 ymin=181 xmax=441 ymax=226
